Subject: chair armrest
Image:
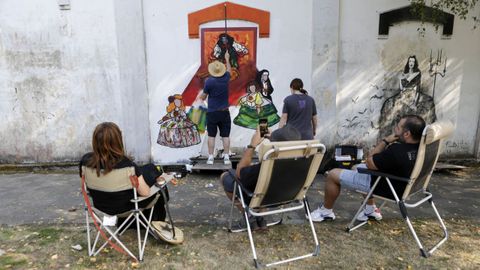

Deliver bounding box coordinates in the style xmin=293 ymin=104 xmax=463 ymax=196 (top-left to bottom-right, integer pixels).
xmin=234 ymin=176 xmax=254 ymax=197
xmin=132 ymin=185 xmax=161 ymax=203
xmin=357 ymin=167 xmax=410 ymax=183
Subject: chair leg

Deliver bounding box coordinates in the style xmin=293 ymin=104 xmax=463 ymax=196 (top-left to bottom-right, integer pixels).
xmin=402 ymin=200 xmax=448 ymax=257
xmin=228 ymin=182 xmax=241 ymax=232
xmin=346 ymin=193 xmax=370 ymax=232
xmin=160 ymin=189 xmax=177 ymax=239
xmin=347 ymin=176 xmax=383 ymax=232
xmin=304 ymin=198 xmax=320 ymax=256
xmin=85 ymin=208 xmax=93 ymax=256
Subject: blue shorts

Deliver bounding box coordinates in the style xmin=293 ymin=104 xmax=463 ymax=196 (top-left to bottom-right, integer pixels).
xmin=339 ymin=164 xmax=371 ymax=193
xmin=207 ymin=111 xmax=231 ymax=137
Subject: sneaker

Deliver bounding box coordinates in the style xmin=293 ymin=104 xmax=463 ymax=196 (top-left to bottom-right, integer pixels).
xmin=356 ymin=207 xmax=382 ymax=221
xmin=206 ymin=155 xmax=214 ymax=165
xmin=223 ymin=154 xmax=231 ymax=165
xmin=309 ymin=206 xmax=335 ymax=222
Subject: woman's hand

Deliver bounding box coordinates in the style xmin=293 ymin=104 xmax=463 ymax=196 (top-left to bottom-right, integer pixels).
xmin=156 ymin=173 xmax=174 ymax=185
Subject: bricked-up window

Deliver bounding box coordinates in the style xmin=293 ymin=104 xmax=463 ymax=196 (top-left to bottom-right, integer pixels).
xmin=378 ymin=6 xmax=454 ymax=37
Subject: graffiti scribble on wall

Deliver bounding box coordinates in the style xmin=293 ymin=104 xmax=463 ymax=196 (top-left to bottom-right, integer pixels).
xmin=157 ymin=94 xmax=201 ymax=148
xmin=233 ymin=81 xmax=280 ymax=129
xmin=182 ymin=27 xmax=258 ymax=106
xmin=378 ymin=55 xmax=436 ymax=139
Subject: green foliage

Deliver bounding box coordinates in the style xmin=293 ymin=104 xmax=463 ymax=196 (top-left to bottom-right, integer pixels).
xmin=410 ymin=0 xmax=479 ymax=22
xmin=410 ymin=0 xmax=479 ymax=28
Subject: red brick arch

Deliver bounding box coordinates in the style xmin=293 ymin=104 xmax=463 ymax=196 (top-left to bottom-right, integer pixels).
xmin=188 ymin=1 xmax=270 ymax=39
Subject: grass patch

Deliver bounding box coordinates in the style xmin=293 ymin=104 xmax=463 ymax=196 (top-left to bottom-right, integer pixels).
xmin=0 ymin=219 xmax=479 ymax=269
xmin=0 ymin=254 xmax=28 ymax=269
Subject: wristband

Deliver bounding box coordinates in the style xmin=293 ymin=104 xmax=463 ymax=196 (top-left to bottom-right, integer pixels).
xmin=246 ymin=144 xmax=255 ymax=149
xmin=382 ymin=139 xmax=390 ymax=145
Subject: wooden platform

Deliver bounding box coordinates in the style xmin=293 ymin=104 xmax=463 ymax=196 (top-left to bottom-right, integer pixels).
xmin=190 ymin=155 xmax=258 ymax=172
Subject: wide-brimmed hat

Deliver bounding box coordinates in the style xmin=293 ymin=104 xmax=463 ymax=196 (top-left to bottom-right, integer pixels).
xmin=208 ymin=60 xmax=227 ymax=77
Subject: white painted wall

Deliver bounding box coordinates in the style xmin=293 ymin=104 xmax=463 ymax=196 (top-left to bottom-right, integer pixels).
xmin=144 ymin=0 xmax=313 ymax=163
xmin=333 ymin=0 xmax=480 ymax=157
xmin=0 ymin=0 xmax=150 ymax=163
xmin=1 ymin=0 xmax=478 ymax=164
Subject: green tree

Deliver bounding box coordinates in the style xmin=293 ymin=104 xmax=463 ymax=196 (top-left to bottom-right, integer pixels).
xmin=410 ymin=0 xmax=479 ymax=28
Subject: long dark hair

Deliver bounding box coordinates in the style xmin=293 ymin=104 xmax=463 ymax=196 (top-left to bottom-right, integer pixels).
xmin=290 ymin=78 xmax=308 ymax=95
xmin=403 ymin=55 xmax=420 ymax=73
xmin=255 ymin=69 xmax=274 ymax=91
xmin=87 ymin=122 xmax=126 ymax=176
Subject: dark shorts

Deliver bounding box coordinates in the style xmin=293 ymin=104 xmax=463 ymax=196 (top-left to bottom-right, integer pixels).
xmin=222 ymin=169 xmax=252 ymax=204
xmin=207 ymin=111 xmax=231 ymax=137
xmin=222 ymin=169 xmax=237 ymax=193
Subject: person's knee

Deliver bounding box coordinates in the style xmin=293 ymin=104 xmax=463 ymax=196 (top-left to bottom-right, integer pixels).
xmin=326 ymin=168 xmax=342 ymax=185
xmin=220 ymin=172 xmax=228 ymax=186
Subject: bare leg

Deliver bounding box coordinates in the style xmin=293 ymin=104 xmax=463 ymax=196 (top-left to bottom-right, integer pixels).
xmin=221 ymin=137 xmax=230 ymax=154
xmin=324 ymin=168 xmax=376 ymax=208
xmin=208 ymin=136 xmax=215 ymax=155
xmin=323 ymin=169 xmax=343 ymax=209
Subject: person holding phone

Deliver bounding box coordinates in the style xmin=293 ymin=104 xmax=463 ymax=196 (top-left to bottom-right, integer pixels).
xmin=279 ymin=78 xmax=318 ymax=140
xmin=219 ymin=125 xmax=301 ymax=230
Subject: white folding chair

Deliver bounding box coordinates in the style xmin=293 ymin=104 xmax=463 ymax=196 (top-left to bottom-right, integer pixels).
xmin=346 ymin=120 xmax=454 ymax=257
xmin=228 ymin=140 xmax=326 ymax=268
xmin=81 ymin=166 xmax=160 ymax=261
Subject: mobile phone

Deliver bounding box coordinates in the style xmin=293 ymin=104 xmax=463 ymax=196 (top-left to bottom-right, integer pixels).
xmin=259 ymin=118 xmax=268 ymax=137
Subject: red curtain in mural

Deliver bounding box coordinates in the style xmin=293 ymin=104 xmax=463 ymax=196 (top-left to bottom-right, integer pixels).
xmin=182 ymin=27 xmax=257 ymax=106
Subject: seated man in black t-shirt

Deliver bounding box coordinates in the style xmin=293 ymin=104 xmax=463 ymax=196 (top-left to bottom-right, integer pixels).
xmin=310 ymin=115 xmax=426 ymax=223
xmin=221 ymin=125 xmax=302 ymax=230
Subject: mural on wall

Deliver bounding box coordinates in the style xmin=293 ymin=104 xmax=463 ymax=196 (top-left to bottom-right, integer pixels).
xmin=186 ymin=91 xmax=208 ymax=134
xmin=182 ymin=27 xmax=257 ymax=106
xmin=233 ymin=80 xmax=280 ymax=129
xmin=336 ymin=52 xmax=445 ymax=145
xmin=378 ymin=55 xmax=437 ymax=139
xmin=256 ymin=69 xmax=274 ymax=101
xmin=213 ymin=33 xmax=249 ymax=80
xmin=157 ymin=95 xmax=201 ymax=148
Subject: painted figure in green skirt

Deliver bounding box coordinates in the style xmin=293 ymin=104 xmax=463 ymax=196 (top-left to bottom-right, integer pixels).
xmin=233 ymin=81 xmax=280 ymax=129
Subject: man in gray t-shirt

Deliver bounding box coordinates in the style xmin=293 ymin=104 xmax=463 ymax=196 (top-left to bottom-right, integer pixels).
xmin=279 ymin=79 xmax=317 ymax=140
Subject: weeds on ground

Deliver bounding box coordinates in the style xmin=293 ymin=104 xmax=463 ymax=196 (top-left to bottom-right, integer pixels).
xmin=0 ymin=218 xmax=479 ymax=269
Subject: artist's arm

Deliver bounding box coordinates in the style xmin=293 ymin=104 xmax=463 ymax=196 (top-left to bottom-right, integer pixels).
xmin=279 ymin=113 xmax=288 ymax=128
xmin=312 ymin=115 xmax=317 ymax=136
xmin=136 ymin=175 xmax=151 ymax=197
xmin=224 ymin=51 xmax=231 ymax=73
xmin=236 ymin=127 xmax=265 ymax=179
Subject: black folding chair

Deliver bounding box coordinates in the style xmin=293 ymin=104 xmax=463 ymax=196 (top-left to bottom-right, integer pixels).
xmin=227 ymin=139 xmax=326 ymax=268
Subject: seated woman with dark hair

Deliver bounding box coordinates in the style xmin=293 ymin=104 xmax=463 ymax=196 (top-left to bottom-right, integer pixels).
xmin=79 ymin=122 xmax=171 ymax=222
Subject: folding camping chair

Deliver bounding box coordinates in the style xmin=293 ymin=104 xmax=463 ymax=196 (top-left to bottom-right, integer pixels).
xmin=227 ymin=140 xmax=326 ymax=268
xmin=81 ymin=166 xmax=164 ymax=261
xmin=346 ymin=120 xmax=454 ymax=257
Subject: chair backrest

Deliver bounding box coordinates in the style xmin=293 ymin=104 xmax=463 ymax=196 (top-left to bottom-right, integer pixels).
xmin=249 ymin=140 xmax=325 ymax=208
xmin=402 ymin=120 xmax=454 ymax=199
xmin=82 ymin=166 xmax=136 ymax=192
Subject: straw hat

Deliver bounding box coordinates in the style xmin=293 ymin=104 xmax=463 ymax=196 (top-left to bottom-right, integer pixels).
xmin=208 ymin=60 xmax=227 ymax=77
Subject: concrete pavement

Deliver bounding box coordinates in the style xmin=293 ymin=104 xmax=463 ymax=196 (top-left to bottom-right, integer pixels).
xmin=0 ymin=167 xmax=479 ymax=226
